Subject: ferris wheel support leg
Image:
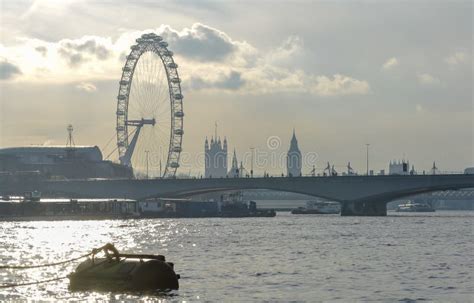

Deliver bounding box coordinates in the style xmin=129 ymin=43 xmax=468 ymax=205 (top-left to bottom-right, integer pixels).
xmin=121 ymin=126 xmax=143 ymax=167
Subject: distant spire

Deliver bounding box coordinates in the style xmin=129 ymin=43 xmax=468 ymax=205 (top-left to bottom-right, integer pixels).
xmin=228 ymin=149 xmax=239 ymax=177
xmin=214 ymin=121 xmax=218 ymax=140
xmin=232 ymin=149 xmax=238 ymax=168
xmin=289 ymin=128 xmax=299 ymax=150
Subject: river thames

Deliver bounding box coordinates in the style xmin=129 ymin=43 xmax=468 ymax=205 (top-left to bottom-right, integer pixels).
xmin=0 ymin=211 xmax=472 ymax=302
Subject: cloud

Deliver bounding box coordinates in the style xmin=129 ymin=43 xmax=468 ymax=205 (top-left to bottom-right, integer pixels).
xmin=58 ymin=37 xmax=112 ymax=67
xmin=266 ymin=35 xmax=304 ymax=65
xmin=189 ymin=70 xmax=245 ymax=90
xmin=0 ymin=23 xmax=369 ymax=97
xmin=382 ymin=57 xmax=399 ymax=70
xmin=0 ymin=60 xmax=22 ymax=80
xmin=75 ymin=82 xmax=97 ymax=92
xmin=312 ymin=74 xmax=370 ymax=96
xmin=159 ymin=23 xmax=253 ymax=63
xmin=445 ymin=51 xmax=468 ymax=66
xmin=35 ymin=46 xmax=47 ymax=57
xmin=417 ymin=73 xmax=440 ymax=85
xmin=62 ymin=39 xmax=111 ymax=60
xmin=58 ymin=49 xmax=84 ymax=67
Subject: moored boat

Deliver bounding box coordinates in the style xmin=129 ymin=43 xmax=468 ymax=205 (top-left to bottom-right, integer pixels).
xmin=291 ymin=200 xmax=340 ymax=214
xmin=219 ymin=192 xmax=276 ymax=217
xmin=68 ymin=243 xmax=180 ymax=291
xmin=396 ymin=201 xmax=435 ymax=212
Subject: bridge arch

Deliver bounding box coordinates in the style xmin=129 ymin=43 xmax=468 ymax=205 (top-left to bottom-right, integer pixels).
xmin=140 ymin=186 xmax=341 ymax=203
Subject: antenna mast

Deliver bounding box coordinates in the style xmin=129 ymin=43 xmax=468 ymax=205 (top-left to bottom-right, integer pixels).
xmin=66 ymin=124 xmax=75 ymax=148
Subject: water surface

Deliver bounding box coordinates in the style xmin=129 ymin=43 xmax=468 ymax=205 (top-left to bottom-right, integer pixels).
xmin=0 ymin=211 xmax=472 ymax=302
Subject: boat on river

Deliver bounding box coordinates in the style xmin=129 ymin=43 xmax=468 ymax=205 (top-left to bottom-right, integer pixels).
xmin=68 ymin=243 xmax=180 ymax=291
xmin=291 ymin=200 xmax=340 ymax=214
xmin=219 ymin=192 xmax=276 ymax=217
xmin=396 ymin=201 xmax=435 ymax=212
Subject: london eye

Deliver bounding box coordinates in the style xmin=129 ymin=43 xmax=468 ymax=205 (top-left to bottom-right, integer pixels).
xmin=116 ymin=33 xmax=184 ymax=178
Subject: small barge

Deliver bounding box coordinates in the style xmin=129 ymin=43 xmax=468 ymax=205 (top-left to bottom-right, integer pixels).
xmin=291 ymin=200 xmax=340 ymax=215
xmin=0 ymin=192 xmax=276 ymax=220
xmin=0 ymin=197 xmax=139 ymax=221
xmin=218 ymin=192 xmax=276 ymax=217
xmin=396 ymin=201 xmax=435 ymax=212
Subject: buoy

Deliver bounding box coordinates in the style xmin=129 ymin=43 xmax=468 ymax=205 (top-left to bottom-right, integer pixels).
xmin=68 ymin=243 xmax=179 ymax=291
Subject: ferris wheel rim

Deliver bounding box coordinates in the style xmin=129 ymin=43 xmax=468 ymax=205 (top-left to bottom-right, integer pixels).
xmin=116 ymin=33 xmax=184 ymax=178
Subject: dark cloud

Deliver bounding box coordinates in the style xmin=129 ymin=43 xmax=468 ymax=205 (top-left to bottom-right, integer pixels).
xmin=35 ymin=46 xmax=48 ymax=57
xmin=58 ymin=38 xmax=111 ymax=67
xmin=161 ymin=24 xmax=236 ymax=62
xmin=189 ymin=71 xmax=245 ymax=90
xmin=0 ymin=61 xmax=22 ymax=80
xmin=64 ymin=39 xmax=111 ymax=60
xmin=58 ymin=48 xmax=84 ymax=67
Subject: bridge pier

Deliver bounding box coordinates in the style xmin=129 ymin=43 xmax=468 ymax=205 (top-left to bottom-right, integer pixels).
xmin=341 ymin=201 xmax=387 ymax=216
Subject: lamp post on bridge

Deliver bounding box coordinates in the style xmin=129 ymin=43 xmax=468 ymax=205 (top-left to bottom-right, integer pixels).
xmin=145 ymin=150 xmax=150 ymax=179
xmin=250 ymin=147 xmax=255 ymax=178
xmin=366 ymin=143 xmax=370 ymax=176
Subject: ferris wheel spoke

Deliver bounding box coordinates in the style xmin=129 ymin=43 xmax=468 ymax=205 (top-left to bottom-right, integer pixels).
xmin=152 ymin=65 xmax=166 ymax=112
xmin=135 ymin=58 xmax=151 ymax=117
xmin=141 ymin=56 xmax=152 ymax=115
xmin=147 ymin=55 xmax=159 ymax=114
xmin=156 ymin=75 xmax=169 ymax=103
xmin=130 ymin=74 xmax=146 ymax=117
xmin=155 ymin=99 xmax=172 ymax=117
xmin=154 ymin=92 xmax=169 ymax=116
xmin=155 ymin=129 xmax=172 ymax=151
xmin=150 ymin=63 xmax=163 ymax=116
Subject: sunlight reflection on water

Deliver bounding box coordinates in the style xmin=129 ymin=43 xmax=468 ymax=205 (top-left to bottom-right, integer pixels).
xmin=0 ymin=211 xmax=473 ymax=301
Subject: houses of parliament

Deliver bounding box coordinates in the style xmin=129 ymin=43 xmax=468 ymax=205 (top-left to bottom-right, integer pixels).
xmin=204 ymin=129 xmax=302 ymax=178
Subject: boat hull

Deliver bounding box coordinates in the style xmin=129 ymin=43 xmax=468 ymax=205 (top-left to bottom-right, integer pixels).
xmin=396 ymin=202 xmax=435 ymax=213
xmin=396 ymin=208 xmax=435 ymax=213
xmin=69 ymin=258 xmax=179 ymax=291
xmin=291 ymin=209 xmax=339 ymax=215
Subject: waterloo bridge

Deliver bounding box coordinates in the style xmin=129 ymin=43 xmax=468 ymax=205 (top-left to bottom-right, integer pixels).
xmin=2 ymin=173 xmax=473 ymax=216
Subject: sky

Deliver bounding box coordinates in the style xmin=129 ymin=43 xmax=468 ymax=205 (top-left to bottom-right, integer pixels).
xmin=0 ymin=0 xmax=472 ymax=176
